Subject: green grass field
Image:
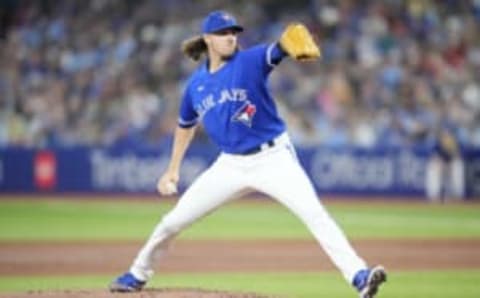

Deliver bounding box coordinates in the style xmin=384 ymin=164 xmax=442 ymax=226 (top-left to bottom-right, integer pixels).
xmin=1 ymin=199 xmax=479 ymax=240
xmin=1 ymin=198 xmax=479 ymax=297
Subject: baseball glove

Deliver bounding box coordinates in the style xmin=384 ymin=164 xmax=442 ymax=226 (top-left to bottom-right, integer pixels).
xmin=279 ymin=23 xmax=321 ymax=61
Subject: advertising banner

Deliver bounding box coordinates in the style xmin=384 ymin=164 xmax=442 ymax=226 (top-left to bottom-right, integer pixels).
xmin=1 ymin=144 xmax=479 ymax=198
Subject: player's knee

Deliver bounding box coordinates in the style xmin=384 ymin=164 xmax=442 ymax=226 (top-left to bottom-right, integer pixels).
xmin=160 ymin=214 xmax=188 ymax=236
xmin=302 ymin=206 xmax=331 ymax=229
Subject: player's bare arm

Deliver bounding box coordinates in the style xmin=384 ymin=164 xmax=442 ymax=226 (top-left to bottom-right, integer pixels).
xmin=157 ymin=125 xmax=197 ymax=195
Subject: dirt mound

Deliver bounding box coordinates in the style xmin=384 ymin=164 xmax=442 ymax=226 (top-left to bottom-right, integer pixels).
xmin=3 ymin=288 xmax=279 ymax=298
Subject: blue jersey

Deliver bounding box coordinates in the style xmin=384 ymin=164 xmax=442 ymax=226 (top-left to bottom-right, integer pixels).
xmin=178 ymin=43 xmax=287 ymax=154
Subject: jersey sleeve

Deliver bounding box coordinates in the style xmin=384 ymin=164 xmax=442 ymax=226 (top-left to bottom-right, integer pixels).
xmin=178 ymin=87 xmax=198 ymax=128
xmin=266 ymin=42 xmax=287 ymax=67
xmin=243 ymin=43 xmax=287 ymax=76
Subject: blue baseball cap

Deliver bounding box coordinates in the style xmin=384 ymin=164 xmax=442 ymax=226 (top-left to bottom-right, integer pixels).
xmin=202 ymin=11 xmax=244 ymax=34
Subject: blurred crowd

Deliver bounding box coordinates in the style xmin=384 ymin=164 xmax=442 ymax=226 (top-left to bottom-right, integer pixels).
xmin=1 ymin=0 xmax=480 ymax=151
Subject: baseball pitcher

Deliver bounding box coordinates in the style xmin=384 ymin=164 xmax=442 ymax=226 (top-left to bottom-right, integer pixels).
xmin=110 ymin=11 xmax=386 ymax=298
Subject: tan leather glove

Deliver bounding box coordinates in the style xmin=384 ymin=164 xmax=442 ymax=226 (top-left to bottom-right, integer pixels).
xmin=279 ymin=23 xmax=321 ymax=61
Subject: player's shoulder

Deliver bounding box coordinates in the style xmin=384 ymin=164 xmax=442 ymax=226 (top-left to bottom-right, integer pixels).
xmin=191 ymin=62 xmax=207 ymax=78
xmin=236 ymin=43 xmax=276 ymax=63
xmin=239 ymin=43 xmax=272 ymax=56
xmin=184 ymin=63 xmax=207 ymax=88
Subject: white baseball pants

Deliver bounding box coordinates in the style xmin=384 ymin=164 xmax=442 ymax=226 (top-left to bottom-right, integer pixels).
xmin=130 ymin=133 xmax=367 ymax=283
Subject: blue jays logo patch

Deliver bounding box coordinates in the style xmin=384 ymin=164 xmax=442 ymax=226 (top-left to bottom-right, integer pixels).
xmin=231 ymin=101 xmax=256 ymax=127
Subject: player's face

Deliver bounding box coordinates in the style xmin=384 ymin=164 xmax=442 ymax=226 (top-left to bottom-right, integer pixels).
xmin=205 ymin=29 xmax=239 ymax=60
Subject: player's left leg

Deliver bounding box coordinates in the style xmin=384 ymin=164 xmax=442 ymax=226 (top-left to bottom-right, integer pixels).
xmin=250 ymin=145 xmax=386 ymax=295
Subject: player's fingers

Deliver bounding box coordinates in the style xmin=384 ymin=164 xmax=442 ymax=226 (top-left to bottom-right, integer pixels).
xmin=158 ymin=179 xmax=177 ymax=196
xmin=156 ymin=178 xmax=165 ymax=195
xmin=157 ymin=181 xmax=169 ymax=196
xmin=165 ymin=181 xmax=178 ymax=195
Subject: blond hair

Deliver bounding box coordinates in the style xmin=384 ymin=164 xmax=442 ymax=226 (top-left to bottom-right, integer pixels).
xmin=181 ymin=35 xmax=207 ymax=61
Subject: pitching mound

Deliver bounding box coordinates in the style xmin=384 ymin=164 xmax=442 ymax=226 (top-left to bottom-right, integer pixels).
xmin=4 ymin=288 xmax=278 ymax=298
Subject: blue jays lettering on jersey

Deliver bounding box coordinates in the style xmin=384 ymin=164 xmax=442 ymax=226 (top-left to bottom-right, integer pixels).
xmin=178 ymin=43 xmax=287 ymax=154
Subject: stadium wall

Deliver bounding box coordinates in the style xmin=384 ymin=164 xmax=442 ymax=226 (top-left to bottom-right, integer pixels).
xmin=1 ymin=144 xmax=479 ymax=198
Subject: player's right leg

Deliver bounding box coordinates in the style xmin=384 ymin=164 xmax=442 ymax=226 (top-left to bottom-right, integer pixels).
xmin=110 ymin=154 xmax=247 ymax=292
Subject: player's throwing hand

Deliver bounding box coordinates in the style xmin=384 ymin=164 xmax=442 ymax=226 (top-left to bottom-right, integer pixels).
xmin=157 ymin=171 xmax=178 ymax=196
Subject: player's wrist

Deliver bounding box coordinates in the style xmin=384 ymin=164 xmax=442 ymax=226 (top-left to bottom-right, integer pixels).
xmin=166 ymin=164 xmax=180 ymax=175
